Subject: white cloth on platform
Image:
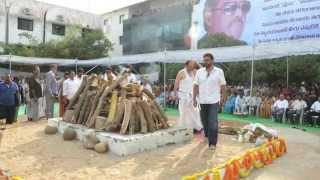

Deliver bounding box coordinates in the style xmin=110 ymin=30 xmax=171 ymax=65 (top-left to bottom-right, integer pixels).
xmin=177 ymin=68 xmax=202 ymax=131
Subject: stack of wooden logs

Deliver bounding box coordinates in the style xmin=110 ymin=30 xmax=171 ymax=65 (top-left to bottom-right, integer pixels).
xmin=63 ymin=74 xmax=169 ymax=135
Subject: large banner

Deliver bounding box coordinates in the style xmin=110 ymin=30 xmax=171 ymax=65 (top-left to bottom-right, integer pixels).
xmin=194 ymin=0 xmax=320 ymax=45
xmin=123 ymin=0 xmax=320 ymax=54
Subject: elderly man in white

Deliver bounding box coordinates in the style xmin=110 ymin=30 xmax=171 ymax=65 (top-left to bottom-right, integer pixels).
xmin=62 ymin=71 xmax=81 ymax=108
xmin=287 ymin=95 xmax=307 ymax=124
xmin=272 ymin=94 xmax=289 ymax=123
xmin=174 ymin=60 xmax=202 ymax=133
xmin=307 ymin=96 xmax=320 ymax=125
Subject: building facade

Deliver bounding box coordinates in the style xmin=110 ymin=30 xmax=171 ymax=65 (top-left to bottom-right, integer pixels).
xmin=0 ymin=0 xmax=102 ymax=45
xmin=102 ymin=0 xmax=194 ymax=56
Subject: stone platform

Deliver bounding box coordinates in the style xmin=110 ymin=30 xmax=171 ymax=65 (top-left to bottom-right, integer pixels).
xmin=48 ymin=118 xmax=193 ymax=156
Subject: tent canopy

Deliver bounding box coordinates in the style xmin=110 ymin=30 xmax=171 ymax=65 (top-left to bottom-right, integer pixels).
xmin=1 ymin=39 xmax=320 ymax=66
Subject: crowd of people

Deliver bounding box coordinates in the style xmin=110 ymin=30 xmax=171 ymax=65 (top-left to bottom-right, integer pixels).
xmin=0 ymin=64 xmax=140 ymax=125
xmin=219 ymin=83 xmax=320 ymax=126
xmin=1 ymin=53 xmax=320 ymax=151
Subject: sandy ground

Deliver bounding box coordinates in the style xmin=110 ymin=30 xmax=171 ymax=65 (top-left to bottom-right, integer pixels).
xmin=0 ymin=117 xmax=252 ymax=180
xmin=1 ymin=117 xmax=319 ymax=180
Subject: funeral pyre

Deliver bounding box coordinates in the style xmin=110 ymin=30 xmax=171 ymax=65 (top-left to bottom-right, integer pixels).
xmin=63 ymin=74 xmax=169 ymax=134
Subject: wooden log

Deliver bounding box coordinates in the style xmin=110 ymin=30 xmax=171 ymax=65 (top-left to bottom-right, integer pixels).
xmin=81 ymin=90 xmax=97 ymax=125
xmin=134 ymin=110 xmax=141 ymax=133
xmin=104 ymin=122 xmax=119 ymax=132
xmin=66 ymin=75 xmax=88 ymax=110
xmin=95 ymin=116 xmax=107 ymax=130
xmin=151 ymin=113 xmax=160 ymax=130
xmin=150 ymin=102 xmax=169 ymax=129
xmin=87 ymin=83 xmax=107 ymax=124
xmin=78 ymin=91 xmax=95 ymax=124
xmin=129 ymin=101 xmax=137 ymax=135
xmin=79 ymin=91 xmax=96 ymax=125
xmin=152 ymin=100 xmax=169 ymax=123
xmin=113 ymin=100 xmax=125 ymax=127
xmin=120 ymin=100 xmax=133 ymax=134
xmin=135 ymin=102 xmax=148 ymax=133
xmin=140 ymin=100 xmax=156 ymax=132
xmin=107 ymin=91 xmax=118 ymax=123
xmin=142 ymin=88 xmax=155 ymax=100
xmin=63 ymin=110 xmax=74 ymax=122
xmin=87 ymin=75 xmax=127 ymax=128
xmin=73 ymin=76 xmax=94 ymax=123
xmin=143 ymin=89 xmax=169 ymax=124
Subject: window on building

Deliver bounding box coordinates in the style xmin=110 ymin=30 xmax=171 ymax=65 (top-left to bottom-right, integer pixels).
xmin=119 ymin=15 xmax=125 ymax=24
xmin=104 ymin=19 xmax=109 ymax=25
xmin=119 ymin=36 xmax=123 ymax=45
xmin=17 ymin=18 xmax=33 ymax=31
xmin=52 ymin=24 xmax=65 ymax=36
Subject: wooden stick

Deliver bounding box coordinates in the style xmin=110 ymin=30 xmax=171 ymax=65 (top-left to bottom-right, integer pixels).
xmin=66 ymin=75 xmax=88 ymax=110
xmin=140 ymin=100 xmax=156 ymax=132
xmin=150 ymin=102 xmax=169 ymax=129
xmin=87 ymin=83 xmax=107 ymax=125
xmin=73 ymin=76 xmax=94 ymax=123
xmin=87 ymin=75 xmax=127 ymax=128
xmin=120 ymin=100 xmax=132 ymax=134
xmin=135 ymin=102 xmax=148 ymax=133
xmin=129 ymin=100 xmax=137 ymax=135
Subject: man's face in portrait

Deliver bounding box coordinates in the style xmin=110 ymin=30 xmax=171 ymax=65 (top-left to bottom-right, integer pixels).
xmin=204 ymin=0 xmax=251 ymax=39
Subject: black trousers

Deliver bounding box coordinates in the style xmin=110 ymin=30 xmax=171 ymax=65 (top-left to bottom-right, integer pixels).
xmin=0 ymin=105 xmax=16 ymax=124
xmin=200 ymin=103 xmax=219 ymax=146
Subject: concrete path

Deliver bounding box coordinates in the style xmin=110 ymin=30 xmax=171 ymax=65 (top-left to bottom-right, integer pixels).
xmin=249 ymin=127 xmax=320 ymax=180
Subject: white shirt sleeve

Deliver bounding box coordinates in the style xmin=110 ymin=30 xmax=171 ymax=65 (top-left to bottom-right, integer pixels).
xmin=303 ymin=101 xmax=307 ymax=108
xmin=219 ymin=70 xmax=227 ymax=86
xmin=194 ymin=70 xmax=200 ymax=85
xmin=311 ymin=102 xmax=316 ymax=110
xmin=284 ymin=100 xmax=289 ymax=109
xmin=62 ymin=80 xmax=68 ymax=97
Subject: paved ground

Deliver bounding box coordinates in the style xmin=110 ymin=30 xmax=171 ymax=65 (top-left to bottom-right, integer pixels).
xmin=248 ymin=127 xmax=320 ymax=180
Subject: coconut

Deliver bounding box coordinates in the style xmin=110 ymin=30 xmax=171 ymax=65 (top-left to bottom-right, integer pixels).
xmin=83 ymin=133 xmax=100 ymax=149
xmin=94 ymin=142 xmax=109 ymax=153
xmin=63 ymin=128 xmax=76 ymax=141
xmin=44 ymin=126 xmax=58 ymax=135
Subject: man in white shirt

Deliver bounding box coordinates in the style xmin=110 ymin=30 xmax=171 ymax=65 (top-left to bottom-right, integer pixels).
xmin=307 ymin=96 xmax=320 ymax=124
xmin=62 ymin=71 xmax=81 ymax=107
xmin=127 ymin=65 xmax=137 ymax=83
xmin=272 ymin=94 xmax=289 ymax=122
xmin=103 ymin=67 xmax=117 ymax=81
xmin=193 ymin=53 xmax=226 ymax=150
xmin=234 ymin=92 xmax=247 ymax=116
xmin=287 ymin=95 xmax=307 ymax=124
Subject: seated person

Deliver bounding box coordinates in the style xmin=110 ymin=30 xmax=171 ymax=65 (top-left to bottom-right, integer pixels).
xmin=272 ymin=94 xmax=289 ymax=122
xmin=155 ymin=87 xmax=165 ymax=107
xmin=234 ymin=93 xmax=248 ymax=116
xmin=259 ymin=95 xmax=273 ymax=119
xmin=287 ymin=95 xmax=307 ymax=124
xmin=224 ymin=93 xmax=236 ymax=114
xmin=307 ymin=96 xmax=320 ymax=124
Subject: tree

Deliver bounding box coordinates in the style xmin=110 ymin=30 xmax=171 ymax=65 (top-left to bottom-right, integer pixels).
xmin=2 ymin=26 xmax=113 ymax=60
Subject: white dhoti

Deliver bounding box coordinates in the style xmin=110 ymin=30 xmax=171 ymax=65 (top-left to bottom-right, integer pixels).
xmin=178 ymin=98 xmax=202 ymax=131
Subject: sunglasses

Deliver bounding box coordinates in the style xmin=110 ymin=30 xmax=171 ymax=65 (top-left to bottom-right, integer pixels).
xmin=214 ymin=1 xmax=251 ymax=15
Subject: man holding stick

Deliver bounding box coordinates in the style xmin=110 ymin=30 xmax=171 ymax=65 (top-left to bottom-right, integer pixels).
xmin=193 ymin=53 xmax=226 ymax=151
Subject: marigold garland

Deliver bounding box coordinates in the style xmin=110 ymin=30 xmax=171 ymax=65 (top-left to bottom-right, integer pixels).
xmin=182 ymin=138 xmax=287 ymax=180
